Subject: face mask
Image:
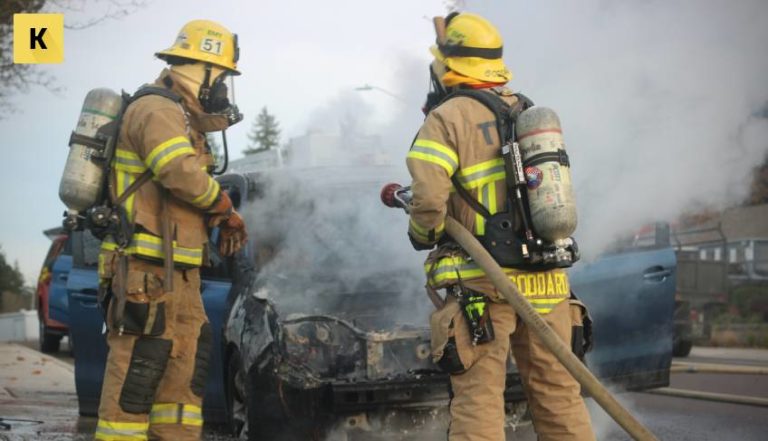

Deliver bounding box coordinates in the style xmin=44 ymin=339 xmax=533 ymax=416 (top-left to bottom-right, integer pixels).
xmin=199 ymin=68 xmax=244 ymax=127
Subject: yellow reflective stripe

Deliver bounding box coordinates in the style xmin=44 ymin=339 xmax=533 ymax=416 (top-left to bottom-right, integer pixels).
xmin=487 ymin=181 xmax=497 ymax=215
xmin=529 ymin=298 xmax=567 ymax=304
xmin=413 ymin=139 xmax=459 ymax=164
xmin=456 ymin=158 xmax=505 ymax=190
xmin=102 ymin=234 xmax=203 ymax=266
xmin=425 ymin=257 xmax=571 ymax=305
xmin=145 ymin=136 xmax=195 ymax=175
xmin=101 ymin=237 xmax=117 ymax=251
xmin=190 ymin=177 xmax=220 ymax=209
xmin=101 ymin=238 xmax=118 ymax=251
xmin=129 ymin=233 xmax=203 ymax=266
xmin=124 ymin=172 xmax=136 ymax=222
xmin=98 ymin=253 xmax=108 ymax=278
xmin=150 ymin=403 xmax=203 ymax=427
xmin=409 ymin=218 xmax=430 ymax=238
xmin=408 ymin=139 xmax=459 ymax=175
xmin=409 ymin=218 xmax=445 ymax=243
xmin=475 ymin=183 xmax=488 ymax=236
xmin=114 ymin=149 xmax=147 ymax=173
xmin=115 ymin=169 xmax=137 ymax=222
xmin=95 ymin=419 xmax=148 ymax=441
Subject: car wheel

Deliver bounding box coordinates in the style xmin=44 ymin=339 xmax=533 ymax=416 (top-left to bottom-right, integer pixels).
xmin=673 ymin=339 xmax=693 ymax=357
xmin=226 ymin=350 xmax=248 ymax=438
xmin=39 ymin=320 xmax=61 ymax=354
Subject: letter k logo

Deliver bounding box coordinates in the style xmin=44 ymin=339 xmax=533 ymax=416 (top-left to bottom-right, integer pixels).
xmin=13 ymin=14 xmax=64 ymax=64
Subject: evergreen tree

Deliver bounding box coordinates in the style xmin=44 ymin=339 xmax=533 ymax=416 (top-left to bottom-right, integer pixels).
xmin=245 ymin=107 xmax=281 ymax=154
xmin=0 ymin=245 xmax=24 ymax=295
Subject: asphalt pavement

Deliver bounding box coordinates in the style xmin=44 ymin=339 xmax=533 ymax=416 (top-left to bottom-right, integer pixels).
xmin=1 ymin=343 xmax=766 ymax=440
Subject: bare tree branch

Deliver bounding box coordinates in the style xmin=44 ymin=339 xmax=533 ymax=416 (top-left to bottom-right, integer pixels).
xmin=0 ymin=0 xmax=147 ymax=118
xmin=57 ymin=0 xmax=148 ymax=30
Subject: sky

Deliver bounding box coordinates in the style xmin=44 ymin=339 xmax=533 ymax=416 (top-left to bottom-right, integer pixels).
xmin=1 ymin=0 xmax=767 ymax=284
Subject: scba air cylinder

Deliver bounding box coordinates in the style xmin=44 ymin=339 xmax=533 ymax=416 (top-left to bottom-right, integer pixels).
xmin=515 ymin=106 xmax=577 ymax=243
xmin=59 ymin=88 xmax=122 ymax=216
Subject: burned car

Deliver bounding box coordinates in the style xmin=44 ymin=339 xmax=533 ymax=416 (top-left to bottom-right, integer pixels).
xmin=219 ymin=165 xmax=676 ymax=440
xmin=221 ymin=166 xmax=456 ymax=440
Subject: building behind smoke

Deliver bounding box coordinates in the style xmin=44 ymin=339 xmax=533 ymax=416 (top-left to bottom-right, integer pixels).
xmin=228 ymin=130 xmax=391 ymax=172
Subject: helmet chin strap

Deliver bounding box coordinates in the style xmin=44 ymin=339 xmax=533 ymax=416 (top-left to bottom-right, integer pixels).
xmin=197 ymin=63 xmax=213 ymax=110
xmin=423 ymin=63 xmax=451 ymax=115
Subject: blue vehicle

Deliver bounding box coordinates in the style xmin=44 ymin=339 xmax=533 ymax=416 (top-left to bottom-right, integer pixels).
xmin=36 ymin=228 xmax=72 ymax=353
xmin=67 ymin=170 xmax=676 ymax=438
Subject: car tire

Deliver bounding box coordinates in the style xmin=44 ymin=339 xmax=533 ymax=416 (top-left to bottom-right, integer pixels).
xmin=39 ymin=320 xmax=61 ymax=354
xmin=673 ymin=339 xmax=693 ymax=357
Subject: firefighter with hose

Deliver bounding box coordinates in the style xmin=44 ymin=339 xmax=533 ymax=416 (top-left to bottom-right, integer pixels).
xmin=81 ymin=20 xmax=248 ymax=440
xmin=403 ymin=12 xmax=595 ymax=441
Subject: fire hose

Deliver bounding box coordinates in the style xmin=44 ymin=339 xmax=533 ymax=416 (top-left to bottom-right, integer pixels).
xmin=381 ymin=184 xmax=659 ymax=441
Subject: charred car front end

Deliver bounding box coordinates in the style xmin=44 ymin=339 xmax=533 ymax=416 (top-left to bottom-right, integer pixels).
xmin=225 ymin=286 xmax=454 ymax=440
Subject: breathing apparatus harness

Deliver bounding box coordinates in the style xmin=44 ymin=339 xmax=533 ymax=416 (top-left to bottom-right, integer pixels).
xmin=440 ymin=89 xmax=579 ymax=271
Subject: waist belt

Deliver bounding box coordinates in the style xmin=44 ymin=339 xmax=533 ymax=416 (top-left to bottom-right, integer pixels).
xmin=102 ymin=232 xmax=203 ymax=268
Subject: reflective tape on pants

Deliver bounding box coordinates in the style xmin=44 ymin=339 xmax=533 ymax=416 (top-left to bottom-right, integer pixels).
xmin=94 ymin=419 xmax=149 ymax=441
xmin=149 ymin=403 xmax=203 ymax=427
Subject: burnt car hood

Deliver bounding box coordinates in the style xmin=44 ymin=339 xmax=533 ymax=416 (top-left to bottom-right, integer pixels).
xmin=278 ymin=313 xmax=436 ymax=389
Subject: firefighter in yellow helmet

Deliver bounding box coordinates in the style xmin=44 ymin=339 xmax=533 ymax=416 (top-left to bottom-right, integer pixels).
xmin=406 ymin=12 xmax=595 ymax=440
xmin=94 ymin=20 xmax=247 ymax=441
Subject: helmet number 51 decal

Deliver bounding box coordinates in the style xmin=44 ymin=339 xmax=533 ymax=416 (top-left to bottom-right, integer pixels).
xmin=200 ymin=38 xmax=223 ymax=55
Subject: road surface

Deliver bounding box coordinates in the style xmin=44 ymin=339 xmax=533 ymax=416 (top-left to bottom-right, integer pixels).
xmin=1 ymin=344 xmax=766 ymax=440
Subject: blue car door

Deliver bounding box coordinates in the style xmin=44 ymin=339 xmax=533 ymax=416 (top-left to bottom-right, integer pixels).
xmin=67 ymin=231 xmax=108 ymax=416
xmin=569 ymin=245 xmax=676 ymax=390
xmin=49 ymin=238 xmax=73 ymax=325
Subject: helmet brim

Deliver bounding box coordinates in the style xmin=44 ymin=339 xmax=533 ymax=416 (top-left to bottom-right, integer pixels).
xmin=156 ymin=49 xmax=241 ymax=76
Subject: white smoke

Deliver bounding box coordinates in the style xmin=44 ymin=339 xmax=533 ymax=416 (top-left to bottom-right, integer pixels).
xmin=464 ymin=0 xmax=768 ymax=255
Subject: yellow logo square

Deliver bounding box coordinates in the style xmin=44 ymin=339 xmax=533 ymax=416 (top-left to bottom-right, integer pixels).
xmin=13 ymin=13 xmax=64 ymax=64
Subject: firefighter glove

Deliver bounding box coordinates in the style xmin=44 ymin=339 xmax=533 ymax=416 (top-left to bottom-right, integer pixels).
xmin=207 ymin=191 xmax=234 ymax=228
xmin=218 ymin=210 xmax=247 ymax=256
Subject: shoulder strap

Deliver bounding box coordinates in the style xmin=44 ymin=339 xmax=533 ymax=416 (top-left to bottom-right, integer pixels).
xmin=129 ymin=85 xmax=183 ymax=105
xmin=451 ymin=175 xmax=492 ymax=218
xmin=442 ymin=89 xmax=535 ymax=219
xmin=111 ymin=86 xmax=184 ymax=205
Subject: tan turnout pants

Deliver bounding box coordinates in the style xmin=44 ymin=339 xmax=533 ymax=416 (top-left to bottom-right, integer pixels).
xmin=96 ymin=258 xmax=211 ymax=441
xmin=431 ymin=296 xmax=595 ymax=441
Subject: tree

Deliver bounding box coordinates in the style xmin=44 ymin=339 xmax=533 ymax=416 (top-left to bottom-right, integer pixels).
xmin=0 ymin=245 xmax=25 ymax=295
xmin=0 ymin=0 xmax=145 ymax=118
xmin=245 ymin=107 xmax=281 ymax=154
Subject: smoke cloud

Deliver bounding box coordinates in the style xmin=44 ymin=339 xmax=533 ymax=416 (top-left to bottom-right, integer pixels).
xmin=467 ymin=0 xmax=768 ymax=255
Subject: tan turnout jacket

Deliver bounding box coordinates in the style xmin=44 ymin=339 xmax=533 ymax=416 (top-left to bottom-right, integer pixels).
xmin=406 ymin=86 xmax=570 ymax=313
xmin=100 ymin=69 xmax=225 ymax=269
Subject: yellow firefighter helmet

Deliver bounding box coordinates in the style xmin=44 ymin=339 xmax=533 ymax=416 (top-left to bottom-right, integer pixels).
xmin=430 ymin=12 xmax=512 ymax=83
xmin=156 ymin=19 xmax=240 ymax=75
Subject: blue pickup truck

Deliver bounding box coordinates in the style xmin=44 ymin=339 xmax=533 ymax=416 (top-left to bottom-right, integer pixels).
xmin=66 ymin=167 xmax=676 ymax=437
